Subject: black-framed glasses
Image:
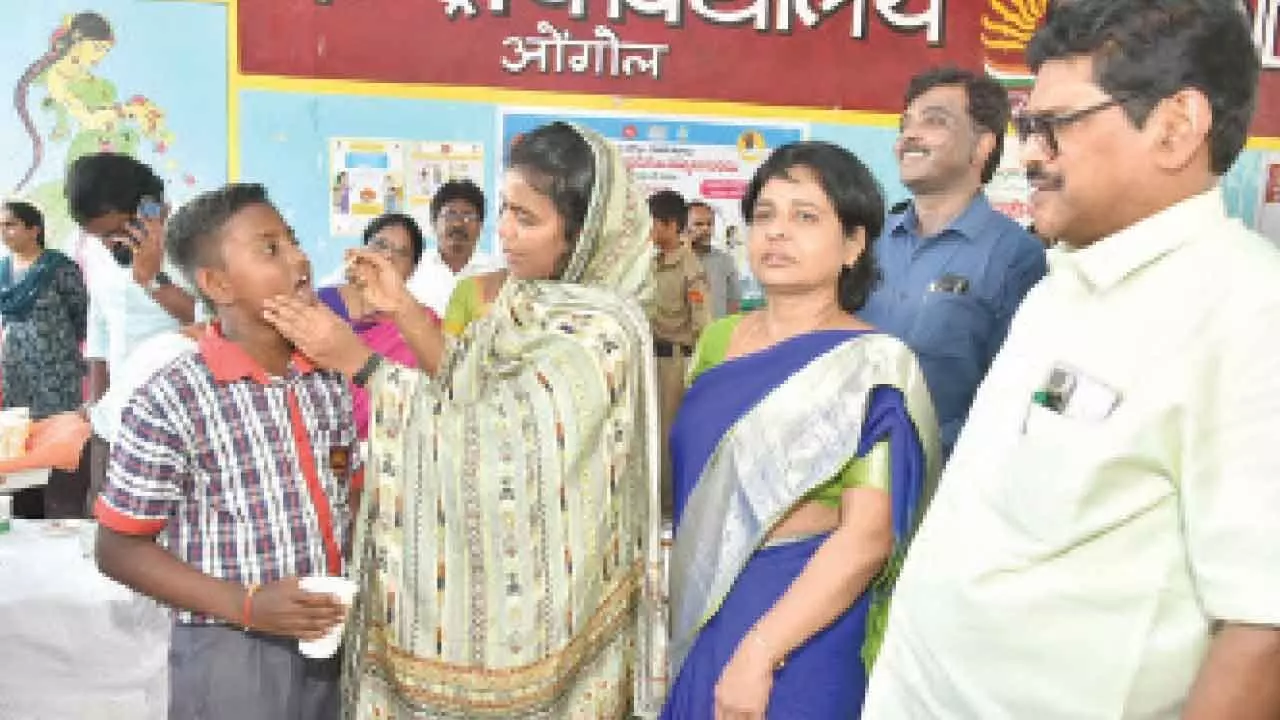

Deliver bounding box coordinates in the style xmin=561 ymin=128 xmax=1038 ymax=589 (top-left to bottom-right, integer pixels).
xmin=1013 ymin=97 xmax=1125 ymax=155
xmin=366 ymin=236 xmax=412 ymax=257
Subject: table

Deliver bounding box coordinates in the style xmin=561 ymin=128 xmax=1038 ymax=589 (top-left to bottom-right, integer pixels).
xmin=0 ymin=520 xmax=170 ymax=720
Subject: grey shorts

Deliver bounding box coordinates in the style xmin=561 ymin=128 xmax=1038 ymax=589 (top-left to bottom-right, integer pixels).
xmin=169 ymin=624 xmax=340 ymax=720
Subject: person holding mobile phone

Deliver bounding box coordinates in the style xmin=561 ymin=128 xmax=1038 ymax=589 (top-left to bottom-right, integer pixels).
xmin=63 ymin=152 xmax=199 ymax=514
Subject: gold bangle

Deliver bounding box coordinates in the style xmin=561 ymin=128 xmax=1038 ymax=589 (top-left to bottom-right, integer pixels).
xmin=749 ymin=631 xmax=786 ymax=670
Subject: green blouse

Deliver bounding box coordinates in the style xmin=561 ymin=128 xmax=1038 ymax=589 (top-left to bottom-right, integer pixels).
xmin=688 ymin=315 xmax=891 ymax=507
xmin=442 ymin=276 xmax=489 ymax=338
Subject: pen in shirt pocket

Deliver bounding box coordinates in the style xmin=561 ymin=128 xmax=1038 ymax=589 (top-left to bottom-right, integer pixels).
xmin=1023 ymin=365 xmax=1121 ymax=432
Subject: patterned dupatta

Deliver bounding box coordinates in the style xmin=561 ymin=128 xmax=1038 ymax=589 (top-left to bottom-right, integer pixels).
xmin=342 ymin=125 xmax=663 ymax=719
xmin=0 ymin=250 xmax=74 ymax=321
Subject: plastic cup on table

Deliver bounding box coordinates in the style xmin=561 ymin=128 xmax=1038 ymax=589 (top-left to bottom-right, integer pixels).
xmin=296 ymin=575 xmax=357 ymax=659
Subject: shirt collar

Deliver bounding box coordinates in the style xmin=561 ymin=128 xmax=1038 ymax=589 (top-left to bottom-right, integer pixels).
xmin=199 ymin=322 xmax=316 ymax=385
xmin=1050 ymin=186 xmax=1222 ymax=293
xmin=429 ymin=249 xmax=478 ymax=276
xmin=889 ymin=193 xmax=995 ymax=242
xmin=655 ymin=245 xmax=686 ymax=268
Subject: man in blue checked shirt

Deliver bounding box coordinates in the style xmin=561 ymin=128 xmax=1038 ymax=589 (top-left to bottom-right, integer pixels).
xmin=862 ymin=67 xmax=1046 ymax=458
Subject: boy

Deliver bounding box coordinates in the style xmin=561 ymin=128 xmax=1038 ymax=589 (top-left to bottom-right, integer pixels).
xmin=94 ymin=184 xmax=355 ymax=720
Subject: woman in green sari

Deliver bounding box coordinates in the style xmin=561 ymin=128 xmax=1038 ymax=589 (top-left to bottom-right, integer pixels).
xmin=265 ymin=122 xmax=663 ymax=718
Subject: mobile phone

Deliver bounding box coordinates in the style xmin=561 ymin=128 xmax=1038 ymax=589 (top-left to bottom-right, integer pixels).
xmin=128 ymin=196 xmax=164 ymax=233
xmin=137 ymin=196 xmax=165 ymax=220
xmin=113 ymin=196 xmax=165 ymax=267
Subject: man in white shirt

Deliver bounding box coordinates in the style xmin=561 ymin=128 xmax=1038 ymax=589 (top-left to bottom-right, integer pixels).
xmin=864 ymin=2 xmax=1280 ymax=718
xmin=405 ymin=179 xmax=501 ymax=315
xmin=686 ymin=201 xmax=740 ymax=318
xmin=65 ymin=153 xmax=197 ymax=508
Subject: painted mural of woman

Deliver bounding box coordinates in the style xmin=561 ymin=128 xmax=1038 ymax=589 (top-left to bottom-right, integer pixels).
xmin=11 ymin=11 xmax=180 ymax=247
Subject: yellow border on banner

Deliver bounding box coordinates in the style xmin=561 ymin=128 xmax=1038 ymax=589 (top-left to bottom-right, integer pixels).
xmin=220 ymin=0 xmax=906 ymax=179
xmin=223 ymin=0 xmax=1279 ymax=179
xmin=234 ymin=72 xmax=902 ymax=129
xmin=1248 ymin=135 xmax=1280 ymax=150
xmin=227 ymin=0 xmax=241 ymax=179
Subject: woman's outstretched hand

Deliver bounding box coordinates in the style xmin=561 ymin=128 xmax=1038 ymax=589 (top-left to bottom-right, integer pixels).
xmin=263 ymin=294 xmax=371 ymax=376
xmin=344 ymin=249 xmax=418 ymax=318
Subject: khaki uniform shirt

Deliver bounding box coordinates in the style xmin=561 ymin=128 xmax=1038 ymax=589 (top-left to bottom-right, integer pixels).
xmin=652 ymin=245 xmax=711 ymax=347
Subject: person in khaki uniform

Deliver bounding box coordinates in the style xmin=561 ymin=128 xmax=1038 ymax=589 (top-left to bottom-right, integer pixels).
xmin=648 ymin=190 xmax=710 ymax=516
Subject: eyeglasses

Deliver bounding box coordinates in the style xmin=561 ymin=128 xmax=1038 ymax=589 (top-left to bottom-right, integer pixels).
xmin=440 ymin=210 xmax=480 ymax=225
xmin=367 ymin=236 xmax=412 ymax=257
xmin=1013 ymin=97 xmax=1125 ymax=156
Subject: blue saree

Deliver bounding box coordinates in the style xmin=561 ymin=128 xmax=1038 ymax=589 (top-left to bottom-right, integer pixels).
xmin=661 ymin=330 xmax=938 ymax=719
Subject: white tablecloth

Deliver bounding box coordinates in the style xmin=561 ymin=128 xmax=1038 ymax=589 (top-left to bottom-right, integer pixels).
xmin=0 ymin=520 xmax=170 ymax=720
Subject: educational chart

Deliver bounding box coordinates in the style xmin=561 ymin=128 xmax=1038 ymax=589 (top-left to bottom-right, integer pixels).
xmin=985 ymin=133 xmax=1032 ymax=228
xmin=1255 ymin=153 xmax=1280 ymax=247
xmin=329 ymin=138 xmax=406 ymax=237
xmin=406 ymin=142 xmax=486 ymax=221
xmin=330 ymin=138 xmax=485 ymax=237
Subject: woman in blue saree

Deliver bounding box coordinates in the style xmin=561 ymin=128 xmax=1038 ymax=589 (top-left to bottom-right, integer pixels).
xmin=662 ymin=142 xmax=940 ymax=719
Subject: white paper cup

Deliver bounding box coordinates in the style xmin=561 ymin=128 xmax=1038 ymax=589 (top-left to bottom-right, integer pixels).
xmin=297 ymin=575 xmax=356 ymax=659
xmin=78 ymin=521 xmax=97 ymax=557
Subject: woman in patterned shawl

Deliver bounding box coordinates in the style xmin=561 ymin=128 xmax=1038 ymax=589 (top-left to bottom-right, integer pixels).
xmin=265 ymin=122 xmax=663 ymax=718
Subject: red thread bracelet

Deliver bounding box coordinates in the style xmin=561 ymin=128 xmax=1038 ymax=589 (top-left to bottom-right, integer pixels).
xmin=242 ymin=583 xmax=261 ymax=630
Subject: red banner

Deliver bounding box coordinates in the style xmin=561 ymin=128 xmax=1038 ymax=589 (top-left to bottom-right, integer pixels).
xmin=240 ymin=0 xmax=1280 ymax=137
